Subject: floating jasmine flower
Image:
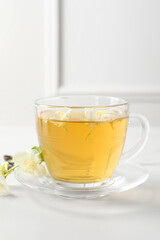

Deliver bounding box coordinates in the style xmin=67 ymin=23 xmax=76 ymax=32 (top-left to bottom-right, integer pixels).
xmin=84 ymin=109 xmax=103 ymax=139
xmin=54 ymin=110 xmax=71 ymax=121
xmin=51 ymin=109 xmax=71 ymax=130
xmin=85 ymin=108 xmax=124 ymax=122
xmin=85 ymin=108 xmax=101 ymax=121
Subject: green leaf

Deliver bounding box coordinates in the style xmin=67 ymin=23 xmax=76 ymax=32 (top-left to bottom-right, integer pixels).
xmin=31 ymin=146 xmax=42 ymax=154
xmin=31 ymin=146 xmax=44 ymax=164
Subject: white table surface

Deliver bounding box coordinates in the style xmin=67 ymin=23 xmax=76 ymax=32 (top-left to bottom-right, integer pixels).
xmin=0 ymin=126 xmax=160 ymax=240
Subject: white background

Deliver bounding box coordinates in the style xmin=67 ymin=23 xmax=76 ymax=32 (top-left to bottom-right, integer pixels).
xmin=0 ymin=0 xmax=160 ymax=125
xmin=0 ymin=2 xmax=160 ymax=239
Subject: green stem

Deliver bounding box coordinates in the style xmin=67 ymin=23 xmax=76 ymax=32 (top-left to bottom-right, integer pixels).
xmin=39 ymin=159 xmax=44 ymax=164
xmin=5 ymin=165 xmax=19 ymax=178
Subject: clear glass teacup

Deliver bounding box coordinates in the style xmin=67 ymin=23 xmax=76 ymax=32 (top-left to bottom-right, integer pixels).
xmin=35 ymin=96 xmax=149 ymax=196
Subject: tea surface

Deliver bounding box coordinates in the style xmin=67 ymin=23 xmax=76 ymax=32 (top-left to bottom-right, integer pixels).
xmin=36 ymin=113 xmax=128 ymax=183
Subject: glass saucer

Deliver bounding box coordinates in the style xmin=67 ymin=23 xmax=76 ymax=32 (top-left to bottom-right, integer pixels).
xmin=14 ymin=162 xmax=149 ymax=199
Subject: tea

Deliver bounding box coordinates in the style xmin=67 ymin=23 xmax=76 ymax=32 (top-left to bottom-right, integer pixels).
xmin=36 ymin=110 xmax=128 ymax=183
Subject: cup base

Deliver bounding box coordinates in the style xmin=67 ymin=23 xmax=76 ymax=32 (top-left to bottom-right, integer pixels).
xmin=55 ymin=176 xmax=123 ymax=189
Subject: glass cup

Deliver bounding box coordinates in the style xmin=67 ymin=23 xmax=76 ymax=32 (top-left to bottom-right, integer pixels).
xmin=34 ymin=95 xmax=149 ymax=198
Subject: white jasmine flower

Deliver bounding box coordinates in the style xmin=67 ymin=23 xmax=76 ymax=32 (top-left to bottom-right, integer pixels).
xmin=52 ymin=109 xmax=71 ymax=129
xmin=0 ymin=163 xmax=11 ymax=196
xmin=0 ymin=175 xmax=9 ymax=196
xmin=85 ymin=108 xmax=124 ymax=122
xmin=69 ymin=111 xmax=85 ymax=121
xmin=14 ymin=150 xmax=46 ymax=178
xmin=54 ymin=109 xmax=71 ymax=121
xmin=85 ymin=108 xmax=102 ymax=121
xmin=100 ymin=111 xmax=117 ymax=121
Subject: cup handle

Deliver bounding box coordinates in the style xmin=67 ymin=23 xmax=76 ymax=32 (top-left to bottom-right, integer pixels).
xmin=121 ymin=113 xmax=150 ymax=163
